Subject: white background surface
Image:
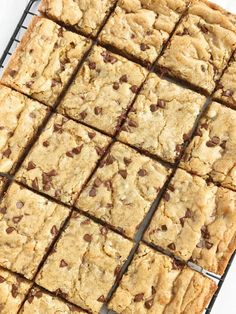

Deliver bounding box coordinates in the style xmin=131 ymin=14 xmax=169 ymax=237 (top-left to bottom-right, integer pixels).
xmin=0 ymin=1 xmax=235 ymax=313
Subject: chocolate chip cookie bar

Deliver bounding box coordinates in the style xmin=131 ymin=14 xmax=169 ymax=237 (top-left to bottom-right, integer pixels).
xmin=16 ymin=113 xmax=111 ymax=205
xmin=58 ymin=45 xmax=147 ymax=136
xmin=0 ymin=267 xmax=32 ymax=314
xmin=76 ymin=142 xmax=170 ymax=238
xmin=36 ymin=214 xmax=133 ymax=313
xmin=180 ymin=102 xmax=236 ymax=191
xmin=158 ymin=0 xmax=236 ymax=94
xmin=108 ymin=244 xmax=217 ymax=313
xmin=39 ymin=0 xmax=117 ymax=37
xmin=0 ymin=182 xmax=69 ymax=279
xmin=144 ymin=168 xmax=236 ymax=275
xmin=214 ymin=52 xmax=236 ymax=109
xmin=99 ymin=0 xmax=190 ymax=66
xmin=0 ymin=85 xmax=48 ymax=174
xmin=118 ymin=73 xmax=206 ymax=163
xmin=20 ymin=287 xmax=85 ymax=313
xmin=1 ymin=17 xmax=91 ymax=107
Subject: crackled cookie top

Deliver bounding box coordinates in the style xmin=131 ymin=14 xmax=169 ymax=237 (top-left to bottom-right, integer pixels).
xmin=118 ymin=73 xmax=205 ymax=163
xmin=16 ymin=113 xmax=111 ymax=205
xmin=180 ymin=102 xmax=236 ymax=191
xmin=0 ymin=85 xmax=48 ymax=174
xmin=39 ymin=0 xmax=117 ymax=36
xmin=58 ymin=45 xmax=147 ymax=135
xmin=0 ymin=183 xmax=69 ymax=279
xmin=0 ymin=268 xmax=31 ymax=314
xmin=144 ymin=168 xmax=236 ymax=275
xmin=1 ymin=17 xmax=91 ymax=106
xmin=158 ymin=0 xmax=236 ymax=94
xmin=76 ymin=142 xmax=169 ymax=238
xmin=20 ymin=287 xmax=85 ymax=313
xmin=99 ymin=0 xmax=190 ymax=65
xmin=214 ymin=52 xmax=236 ymax=109
xmin=36 ymin=214 xmax=133 ymax=313
xmin=109 ymin=244 xmax=216 ymax=314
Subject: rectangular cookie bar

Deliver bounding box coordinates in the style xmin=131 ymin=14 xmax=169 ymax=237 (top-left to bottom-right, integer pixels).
xmin=99 ymin=0 xmax=190 ymax=66
xmin=58 ymin=45 xmax=147 ymax=136
xmin=158 ymin=0 xmax=236 ymax=94
xmin=0 ymin=182 xmax=69 ymax=279
xmin=108 ymin=244 xmax=217 ymax=314
xmin=0 ymin=85 xmax=48 ymax=174
xmin=0 ymin=267 xmax=32 ymax=314
xmin=180 ymin=102 xmax=236 ymax=191
xmin=76 ymin=142 xmax=169 ymax=238
xmin=20 ymin=287 xmax=85 ymax=313
xmin=36 ymin=214 xmax=133 ymax=313
xmin=214 ymin=52 xmax=236 ymax=109
xmin=118 ymin=73 xmax=206 ymax=163
xmin=1 ymin=17 xmax=91 ymax=107
xmin=16 ymin=113 xmax=111 ymax=205
xmin=39 ymin=0 xmax=117 ymax=37
xmin=144 ymin=168 xmax=236 ymax=275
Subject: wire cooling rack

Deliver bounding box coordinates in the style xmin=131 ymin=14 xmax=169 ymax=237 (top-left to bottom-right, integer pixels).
xmin=0 ymin=1 xmax=235 ymax=313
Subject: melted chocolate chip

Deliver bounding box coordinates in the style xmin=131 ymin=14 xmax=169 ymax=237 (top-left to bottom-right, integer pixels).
xmin=150 ymin=104 xmax=158 ymax=112
xmin=145 ymin=299 xmax=154 ymax=309
xmin=140 ymin=43 xmax=149 ymax=51
xmin=60 ymin=259 xmax=68 ymax=267
xmin=9 ymin=70 xmax=17 ymax=77
xmin=88 ymin=131 xmax=96 ymax=139
xmin=13 ymin=216 xmax=23 ymax=223
xmin=97 ymin=295 xmax=106 ymax=302
xmin=161 ymin=225 xmax=167 ymax=231
xmin=0 ymin=276 xmax=6 ymax=283
xmin=94 ymin=107 xmax=102 ymax=115
xmin=89 ymin=187 xmax=97 ymax=197
xmin=6 ymin=227 xmax=15 ymax=234
xmin=94 ymin=178 xmax=102 ymax=187
xmin=2 ymin=148 xmax=11 ymax=158
xmin=88 ymin=61 xmax=96 ymax=70
xmin=27 ymin=161 xmax=36 ymax=171
xmin=16 ymin=201 xmax=24 ymax=209
xmin=118 ymin=169 xmax=128 ymax=179
xmin=100 ymin=226 xmax=108 ymax=235
xmin=83 ymin=234 xmax=92 ymax=242
xmin=120 ymin=74 xmax=128 ymax=83
xmin=72 ymin=145 xmax=83 ymax=155
xmin=206 ymin=136 xmax=220 ymax=147
xmin=113 ymin=82 xmax=120 ymax=90
xmin=134 ymin=293 xmax=144 ymax=302
xmin=123 ymin=157 xmax=132 ymax=166
xmin=51 ymin=225 xmax=58 ymax=235
xmin=43 ymin=140 xmax=50 ymax=147
xmin=138 ymin=169 xmax=147 ymax=177
xmin=157 ymin=100 xmax=166 ymax=108
xmin=130 ymin=85 xmax=138 ymax=93
xmin=80 ymin=110 xmax=87 ymax=120
xmin=11 ymin=284 xmax=18 ymax=298
xmin=163 ymin=192 xmax=170 ymax=202
xmin=167 ymin=242 xmax=176 ymax=250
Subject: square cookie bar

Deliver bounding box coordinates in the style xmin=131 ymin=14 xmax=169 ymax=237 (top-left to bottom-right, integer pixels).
xmin=158 ymin=0 xmax=236 ymax=94
xmin=36 ymin=214 xmax=133 ymax=313
xmin=144 ymin=168 xmax=236 ymax=275
xmin=180 ymin=102 xmax=236 ymax=191
xmin=99 ymin=0 xmax=190 ymax=66
xmin=1 ymin=17 xmax=91 ymax=107
xmin=39 ymin=0 xmax=117 ymax=37
xmin=76 ymin=142 xmax=170 ymax=238
xmin=118 ymin=73 xmax=206 ymax=163
xmin=0 ymin=182 xmax=69 ymax=279
xmin=0 ymin=268 xmax=32 ymax=314
xmin=108 ymin=244 xmax=216 ymax=314
xmin=20 ymin=287 xmax=85 ymax=313
xmin=16 ymin=113 xmax=111 ymax=205
xmin=58 ymin=45 xmax=147 ymax=136
xmin=0 ymin=85 xmax=48 ymax=174
xmin=214 ymin=52 xmax=236 ymax=109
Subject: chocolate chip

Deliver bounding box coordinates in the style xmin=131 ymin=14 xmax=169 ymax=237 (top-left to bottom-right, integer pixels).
xmin=114 ymin=265 xmax=121 ymax=277
xmin=16 ymin=201 xmax=24 ymax=209
xmin=27 ymin=295 xmax=34 ymax=304
xmin=55 ymin=288 xmax=67 ymax=299
xmin=51 ymin=225 xmax=58 ymax=235
xmin=88 ymin=61 xmax=96 ymax=70
xmin=113 ymin=82 xmax=120 ymax=90
xmin=140 ymin=43 xmax=149 ymax=51
xmin=0 ymin=276 xmax=5 ymax=283
xmin=183 ymin=132 xmax=191 ymax=141
xmin=54 ymin=124 xmax=63 ymax=133
xmin=205 ymin=241 xmax=213 ymax=250
xmin=201 ymin=226 xmax=210 ymax=240
xmin=179 ymin=217 xmax=185 ymax=227
xmin=94 ymin=178 xmax=102 ymax=187
xmin=196 ymin=129 xmax=203 ymax=137
xmin=97 ymin=295 xmax=106 ymax=302
xmin=0 ymin=207 xmax=7 ymax=214
xmin=11 ymin=284 xmax=18 ymax=298
xmin=163 ymin=192 xmax=170 ymax=202
xmin=206 ymin=136 xmax=220 ymax=147
xmin=101 ymin=51 xmax=118 ymax=64
xmin=118 ymin=169 xmax=127 ymax=179
xmin=105 ymin=154 xmax=115 ymax=165
xmin=168 ymin=184 xmax=175 ymax=192
xmin=2 ymin=148 xmax=11 ymax=158
xmin=47 ymin=169 xmax=57 ymax=177
xmin=88 ymin=131 xmax=96 ymax=139
xmin=134 ymin=293 xmax=144 ymax=302
xmin=80 ymin=110 xmax=87 ymax=120
xmin=201 ymin=123 xmax=208 ymax=130
xmin=172 ymin=259 xmax=185 ymax=270
xmin=35 ymin=290 xmax=43 ymax=298
xmin=6 ymin=227 xmax=15 ymax=234
xmin=26 ymin=81 xmax=33 ymax=88
xmin=94 ymin=107 xmax=102 ymax=115
xmin=177 ymin=27 xmax=189 ymax=36
xmin=120 ymin=75 xmax=128 ymax=83
xmin=157 ymin=100 xmax=166 ymax=108
xmin=83 ymin=234 xmax=92 ymax=242
xmin=128 ymin=120 xmax=138 ymax=127
xmin=58 ymin=27 xmax=64 ymax=37
xmin=66 ymin=151 xmax=74 ymax=158
xmin=223 ymin=89 xmax=234 ymax=97
xmin=95 ymin=146 xmax=104 ymax=156
xmin=100 ymin=226 xmax=108 ymax=235
xmin=13 ymin=216 xmax=23 ymax=223
xmin=145 ymin=299 xmax=154 ymax=309
xmin=27 ymin=161 xmax=36 ymax=171
xmin=130 ymin=85 xmax=138 ymax=93
xmin=123 ymin=157 xmax=132 ymax=166
xmin=32 ymin=178 xmax=39 ymax=190
xmin=60 ymin=259 xmax=68 ymax=267
xmin=220 ymin=140 xmax=227 ymax=149
xmin=185 ymin=209 xmax=192 ymax=218
xmin=43 ymin=140 xmax=49 ymax=147
xmin=161 ymin=225 xmax=167 ymax=231
xmin=175 ymin=144 xmax=182 ymax=154
xmin=104 ymin=180 xmax=112 ymax=191
xmin=138 ymin=169 xmax=147 ymax=177
xmin=72 ymin=145 xmax=83 ymax=155
xmin=199 ymin=24 xmax=208 ymax=33
xmin=167 ymin=243 xmax=176 ymax=250
xmin=9 ymin=70 xmax=17 ymax=77
xmin=81 ymin=219 xmax=91 ymax=225
xmin=150 ymin=104 xmax=158 ymax=112
xmin=89 ymin=187 xmax=97 ymax=197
